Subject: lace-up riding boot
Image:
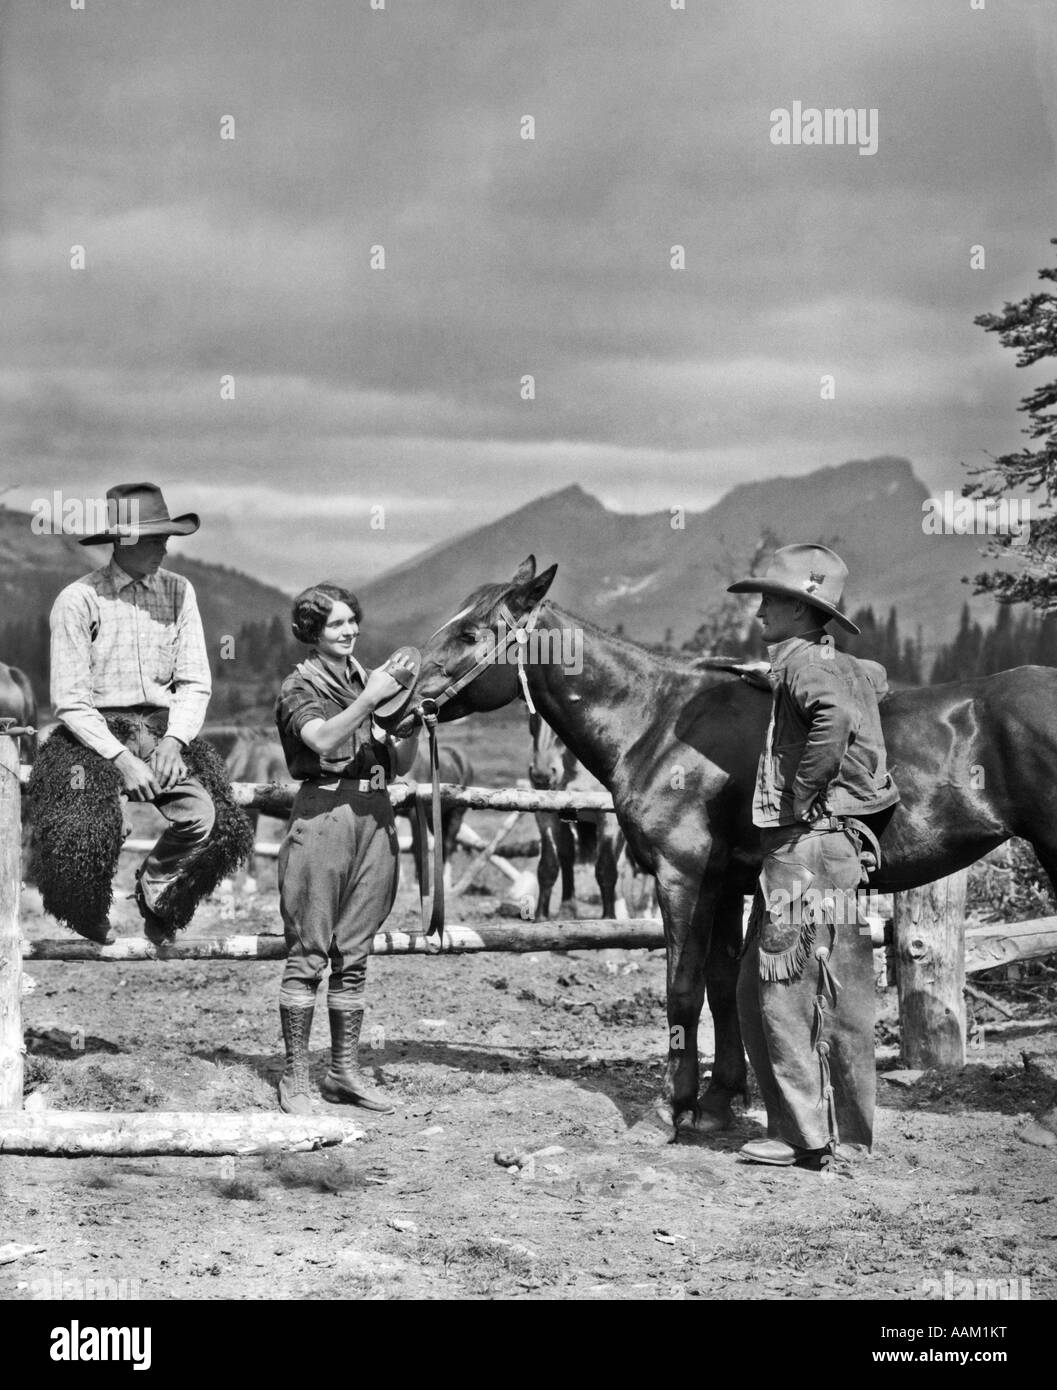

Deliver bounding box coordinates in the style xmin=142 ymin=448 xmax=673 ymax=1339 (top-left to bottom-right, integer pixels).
xmin=321 ymin=1006 xmax=394 ymax=1112
xmin=278 ymin=1003 xmax=315 ymax=1115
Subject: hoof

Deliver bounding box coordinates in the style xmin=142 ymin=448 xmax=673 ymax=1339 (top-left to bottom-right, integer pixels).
xmin=693 ymin=1108 xmax=735 ymax=1135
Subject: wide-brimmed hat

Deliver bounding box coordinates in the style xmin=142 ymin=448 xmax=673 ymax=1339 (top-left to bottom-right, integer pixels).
xmin=78 ymin=482 xmax=200 ymax=546
xmin=728 ymin=543 xmax=860 ymax=635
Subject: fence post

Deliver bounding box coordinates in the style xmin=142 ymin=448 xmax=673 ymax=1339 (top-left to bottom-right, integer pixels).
xmin=893 ymin=870 xmax=967 ymax=1069
xmin=0 ymin=729 xmax=24 ymax=1110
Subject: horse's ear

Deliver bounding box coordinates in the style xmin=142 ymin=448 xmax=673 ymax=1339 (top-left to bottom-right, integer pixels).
xmin=511 ymin=556 xmax=537 ymax=586
xmin=514 ymin=562 xmax=558 ymax=609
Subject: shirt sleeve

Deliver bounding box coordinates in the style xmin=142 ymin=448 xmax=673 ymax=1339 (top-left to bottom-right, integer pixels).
xmin=277 ymin=681 xmax=326 ymax=740
xmin=788 ymin=660 xmax=861 ymax=815
xmin=50 ymin=584 xmax=127 ymax=761
xmin=165 ymin=580 xmax=212 ymax=746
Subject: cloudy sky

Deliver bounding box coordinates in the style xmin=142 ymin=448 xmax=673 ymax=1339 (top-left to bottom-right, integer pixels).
xmin=1 ymin=0 xmax=1054 ymax=592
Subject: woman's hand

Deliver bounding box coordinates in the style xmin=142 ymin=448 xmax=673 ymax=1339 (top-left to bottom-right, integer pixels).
xmin=364 ymin=650 xmax=418 ymax=709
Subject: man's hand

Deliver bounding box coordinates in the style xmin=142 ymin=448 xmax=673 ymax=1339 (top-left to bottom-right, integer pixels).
xmin=147 ymin=735 xmax=187 ymax=792
xmin=114 ymin=749 xmax=162 ymax=801
xmin=794 ymin=794 xmax=824 ymax=825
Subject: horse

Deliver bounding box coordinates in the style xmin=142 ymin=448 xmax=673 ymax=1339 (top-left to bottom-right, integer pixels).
xmin=0 ymin=661 xmax=37 ymax=764
xmin=2 ymin=661 xmax=38 ymax=880
xmin=399 ymin=743 xmax=474 ymax=893
xmin=406 ymin=555 xmax=1057 ymax=1136
xmin=528 ymin=710 xmax=621 ymax=919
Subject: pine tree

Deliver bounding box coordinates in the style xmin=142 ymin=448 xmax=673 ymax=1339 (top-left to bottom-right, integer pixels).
xmin=965 ymin=238 xmax=1057 ymax=607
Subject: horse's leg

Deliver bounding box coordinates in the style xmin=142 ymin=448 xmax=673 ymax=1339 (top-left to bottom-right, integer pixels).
xmin=656 ymin=869 xmax=710 ymax=1129
xmin=442 ymin=808 xmax=464 ymax=892
xmin=408 ymin=812 xmax=424 ymax=898
xmin=558 ymin=821 xmax=577 ymax=916
xmin=698 ymin=885 xmax=748 ymax=1129
xmin=243 ymin=807 xmax=260 ymax=895
xmin=594 ymin=816 xmax=618 ymax=919
xmin=535 ymin=812 xmax=558 ymax=920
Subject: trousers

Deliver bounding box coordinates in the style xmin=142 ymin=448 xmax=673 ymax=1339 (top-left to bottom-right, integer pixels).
xmin=107 ymin=709 xmax=216 ymax=916
xmin=736 ymin=823 xmax=877 ymax=1151
xmin=278 ymin=782 xmax=399 ymax=1010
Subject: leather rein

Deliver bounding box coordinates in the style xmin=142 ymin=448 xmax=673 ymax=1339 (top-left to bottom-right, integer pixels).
xmin=410 ymin=601 xmax=543 ymax=937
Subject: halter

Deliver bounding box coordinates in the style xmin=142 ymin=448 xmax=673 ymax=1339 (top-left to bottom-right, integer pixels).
xmin=408 ymin=598 xmax=544 ymax=940
xmin=413 ymin=599 xmax=544 ymax=724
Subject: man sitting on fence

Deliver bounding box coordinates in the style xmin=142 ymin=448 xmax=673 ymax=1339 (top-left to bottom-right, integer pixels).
xmin=728 ymin=544 xmax=899 ymax=1168
xmin=30 ymin=482 xmax=252 ymax=945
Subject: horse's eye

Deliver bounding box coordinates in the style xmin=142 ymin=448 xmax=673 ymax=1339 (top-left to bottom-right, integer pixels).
xmin=460 ymin=628 xmax=481 ymax=643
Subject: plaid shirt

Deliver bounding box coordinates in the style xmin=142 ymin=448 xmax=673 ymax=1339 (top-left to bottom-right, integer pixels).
xmin=50 ymin=557 xmax=212 ymax=760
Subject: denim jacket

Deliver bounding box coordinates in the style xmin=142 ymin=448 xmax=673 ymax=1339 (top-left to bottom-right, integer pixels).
xmin=752 ymin=634 xmax=900 ymax=828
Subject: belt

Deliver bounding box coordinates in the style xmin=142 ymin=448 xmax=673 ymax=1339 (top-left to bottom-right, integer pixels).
xmin=820 ymin=813 xmax=883 ymax=879
xmin=99 ymin=705 xmax=168 ymax=717
xmin=309 ymin=777 xmax=385 ymax=793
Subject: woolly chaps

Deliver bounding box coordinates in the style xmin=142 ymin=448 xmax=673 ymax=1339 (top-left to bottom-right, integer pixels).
xmin=27 ymin=724 xmax=255 ymax=936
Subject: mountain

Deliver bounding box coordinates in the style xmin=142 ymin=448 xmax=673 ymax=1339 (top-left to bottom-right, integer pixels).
xmin=355 ymin=457 xmax=1001 ymax=659
xmin=0 ymin=505 xmax=292 ymax=650
xmin=1 ymin=459 xmax=1007 ymax=681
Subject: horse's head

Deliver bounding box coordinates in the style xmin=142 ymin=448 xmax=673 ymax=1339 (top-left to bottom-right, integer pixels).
xmin=527 ymin=710 xmax=573 ymax=790
xmin=407 ymin=555 xmax=558 ymax=727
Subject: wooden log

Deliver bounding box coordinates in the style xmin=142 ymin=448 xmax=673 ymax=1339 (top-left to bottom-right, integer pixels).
xmin=22 ymin=920 xmax=667 ymax=961
xmin=19 ymin=766 xmax=616 ymax=816
xmin=227 ymin=781 xmax=615 ymax=818
xmin=0 ymin=1110 xmax=363 ymax=1157
xmin=965 ymin=917 xmax=1057 ymax=974
xmin=0 ymin=732 xmax=23 ymax=1110
xmin=894 ymin=870 xmax=967 ymax=1068
xmin=452 ymin=811 xmax=523 ymax=894
xmin=19 ymin=912 xmax=1057 ymax=968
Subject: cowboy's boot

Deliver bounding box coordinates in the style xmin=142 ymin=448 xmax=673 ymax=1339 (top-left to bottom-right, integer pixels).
xmin=278 ymin=1003 xmax=316 ymax=1115
xmin=134 ymin=869 xmax=177 ymax=947
xmin=321 ymin=1007 xmax=394 ymax=1112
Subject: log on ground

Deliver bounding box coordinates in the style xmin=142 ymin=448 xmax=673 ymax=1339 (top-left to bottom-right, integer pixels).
xmin=22 ymin=920 xmax=667 ymax=961
xmin=0 ymin=1110 xmax=363 ymax=1157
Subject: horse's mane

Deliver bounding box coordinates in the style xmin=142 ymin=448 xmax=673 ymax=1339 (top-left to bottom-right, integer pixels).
xmin=545 ymin=601 xmax=729 ymax=676
xmin=457 ymin=581 xmax=741 ymax=681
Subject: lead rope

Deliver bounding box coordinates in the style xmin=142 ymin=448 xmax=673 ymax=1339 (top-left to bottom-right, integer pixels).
xmin=412 ymin=600 xmax=544 ymax=942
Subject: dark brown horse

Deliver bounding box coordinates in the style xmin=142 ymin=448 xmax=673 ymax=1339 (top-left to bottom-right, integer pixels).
xmin=408 ymin=557 xmax=1057 ymax=1134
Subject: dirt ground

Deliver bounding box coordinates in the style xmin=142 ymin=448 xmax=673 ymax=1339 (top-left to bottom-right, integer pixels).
xmin=3 ymin=805 xmax=1056 ymax=1305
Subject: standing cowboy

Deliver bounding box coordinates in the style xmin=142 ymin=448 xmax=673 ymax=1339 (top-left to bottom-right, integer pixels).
xmin=48 ymin=482 xmax=215 ymax=944
xmin=727 ymin=544 xmax=899 ymax=1167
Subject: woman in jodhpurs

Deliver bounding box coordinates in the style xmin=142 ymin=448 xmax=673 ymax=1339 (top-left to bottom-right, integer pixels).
xmin=273 ymin=582 xmax=419 ymax=1115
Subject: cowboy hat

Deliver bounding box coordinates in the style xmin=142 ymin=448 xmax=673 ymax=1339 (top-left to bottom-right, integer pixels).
xmin=78 ymin=482 xmax=200 ymax=546
xmin=728 ymin=543 xmax=860 ymax=635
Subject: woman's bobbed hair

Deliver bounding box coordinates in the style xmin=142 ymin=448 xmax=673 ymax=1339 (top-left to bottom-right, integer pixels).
xmin=290 ymin=583 xmax=362 ymax=646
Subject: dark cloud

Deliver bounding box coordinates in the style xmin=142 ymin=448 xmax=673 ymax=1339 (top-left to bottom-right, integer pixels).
xmin=1 ymin=0 xmax=1053 ymax=586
